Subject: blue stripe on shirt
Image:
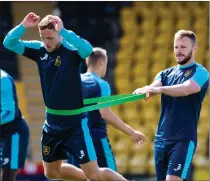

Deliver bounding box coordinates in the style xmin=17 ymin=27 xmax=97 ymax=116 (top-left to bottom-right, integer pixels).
xmin=191 ymin=63 xmax=209 ymax=88
xmin=62 ymin=39 xmax=77 ymax=51
xmin=91 ymin=72 xmax=111 ymax=96
xmin=81 ymin=117 xmax=97 ymax=161
xmin=101 ymin=137 xmax=117 ymax=171
xmin=60 ymin=27 xmax=93 ymax=59
xmin=0 ymin=70 xmax=15 ymax=124
xmin=11 ymin=133 xmax=20 ymax=169
xmin=181 ymin=140 xmax=195 ymax=179
xmin=154 ymin=71 xmax=162 ymax=81
xmin=3 ymin=24 xmax=43 ymax=55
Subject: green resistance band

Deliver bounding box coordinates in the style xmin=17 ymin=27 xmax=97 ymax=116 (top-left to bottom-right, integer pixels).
xmin=46 ymin=93 xmax=146 ymax=116
xmin=83 ymin=94 xmax=134 ymax=105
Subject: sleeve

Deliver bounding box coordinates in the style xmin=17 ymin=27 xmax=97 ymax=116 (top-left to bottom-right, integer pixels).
xmin=154 ymin=71 xmax=163 ymax=82
xmin=59 ymin=28 xmax=93 ymax=59
xmin=0 ymin=77 xmax=15 ymax=124
xmin=99 ymin=81 xmax=111 ymax=96
xmin=3 ymin=24 xmax=42 ymax=62
xmin=190 ymin=66 xmax=209 ymax=90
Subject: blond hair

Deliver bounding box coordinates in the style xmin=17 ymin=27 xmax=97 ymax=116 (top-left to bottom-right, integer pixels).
xmin=86 ymin=47 xmax=107 ymax=67
xmin=174 ymin=30 xmax=197 ymax=45
xmin=38 ymin=15 xmax=55 ymax=30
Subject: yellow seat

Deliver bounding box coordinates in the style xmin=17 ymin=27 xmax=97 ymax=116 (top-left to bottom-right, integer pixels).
xmin=199 ymin=105 xmax=208 ymax=124
xmin=130 ymin=139 xmax=151 ymax=155
xmin=152 ymin=64 xmax=166 ymax=75
xmin=112 ymin=136 xmax=132 ymax=155
xmin=193 ymin=6 xmax=208 ymax=18
xmin=158 ymin=19 xmax=174 ymax=33
xmin=136 ymin=34 xmax=155 ymax=47
xmin=194 ymin=19 xmax=208 ymax=33
xmin=114 ymin=77 xmax=130 ymax=89
xmin=120 ymin=7 xmax=136 ymax=22
xmin=148 ymin=155 xmax=156 ymax=175
xmin=114 ymin=64 xmax=130 ymax=78
xmin=116 ymin=47 xmax=134 ymax=61
xmin=176 ymin=19 xmax=191 ymax=30
xmin=123 ymin=106 xmax=141 ymax=122
xmin=141 ymin=106 xmax=159 ymax=124
xmin=140 ymin=20 xmax=156 ymax=33
xmin=204 ymin=51 xmax=209 ymax=66
xmin=121 ymin=22 xmax=138 ymax=34
xmin=157 ymin=7 xmax=174 ymax=21
xmin=132 ymin=78 xmax=148 ymax=89
xmin=151 ymin=48 xmax=169 ymax=64
xmin=111 ymin=105 xmax=122 ymax=117
xmin=115 ymin=154 xmax=129 ymax=174
xmin=133 ymin=48 xmax=152 ymax=63
xmin=187 ymin=1 xmax=200 ymax=11
xmin=128 ymin=154 xmax=148 ymax=174
xmin=196 ymin=137 xmax=208 ymax=156
xmin=154 ymin=34 xmax=173 ymax=48
xmin=175 ymin=6 xmax=191 ymax=21
xmin=197 ymin=123 xmax=209 ymax=139
xmin=132 ymin=63 xmax=148 ymax=77
xmin=193 ymin=154 xmax=209 ymax=170
xmin=167 ymin=1 xmax=182 ymax=11
xmin=194 ymin=168 xmax=209 ymax=180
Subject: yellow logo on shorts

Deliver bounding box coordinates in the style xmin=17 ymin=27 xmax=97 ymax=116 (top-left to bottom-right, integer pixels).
xmin=184 ymin=70 xmax=192 ymax=77
xmin=43 ymin=145 xmax=50 ymax=155
xmin=54 ymin=56 xmax=61 ymax=66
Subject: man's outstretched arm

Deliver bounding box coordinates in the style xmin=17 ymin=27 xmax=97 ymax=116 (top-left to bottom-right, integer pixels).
xmin=100 ymin=107 xmax=146 ymax=144
xmin=3 ymin=12 xmax=42 ymax=60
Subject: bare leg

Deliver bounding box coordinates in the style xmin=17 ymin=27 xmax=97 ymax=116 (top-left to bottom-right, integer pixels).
xmin=43 ymin=160 xmax=87 ymax=180
xmin=80 ymin=160 xmax=127 ymax=181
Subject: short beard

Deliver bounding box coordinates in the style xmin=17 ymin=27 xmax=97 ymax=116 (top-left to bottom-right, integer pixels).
xmin=177 ymin=51 xmax=192 ymax=65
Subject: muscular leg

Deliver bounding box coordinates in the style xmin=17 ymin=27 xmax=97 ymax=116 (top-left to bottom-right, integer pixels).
xmin=43 ymin=160 xmax=88 ymax=180
xmin=80 ymin=160 xmax=127 ymax=181
xmin=166 ymin=175 xmax=183 ymax=181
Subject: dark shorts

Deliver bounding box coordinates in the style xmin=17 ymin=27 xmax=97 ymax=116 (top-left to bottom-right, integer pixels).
xmin=154 ymin=140 xmax=196 ymax=181
xmin=41 ymin=117 xmax=97 ymax=164
xmin=0 ymin=118 xmax=29 ymax=169
xmin=67 ymin=136 xmax=117 ymax=171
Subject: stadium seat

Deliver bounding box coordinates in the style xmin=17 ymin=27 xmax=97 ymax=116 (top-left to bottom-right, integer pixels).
xmin=193 ymin=154 xmax=208 ymax=170
xmin=128 ymin=154 xmax=148 ymax=174
xmin=194 ymin=168 xmax=209 ymax=180
xmin=115 ymin=154 xmax=129 ymax=173
xmin=130 ymin=139 xmax=150 ymax=155
xmin=112 ymin=137 xmax=131 ymax=155
xmin=148 ymin=155 xmax=156 ymax=175
xmin=196 ymin=138 xmax=208 ymax=156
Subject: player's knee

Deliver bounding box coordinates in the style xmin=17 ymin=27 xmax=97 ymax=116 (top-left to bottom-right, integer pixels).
xmin=86 ymin=167 xmax=114 ymax=180
xmin=85 ymin=172 xmax=100 ymax=181
xmin=166 ymin=175 xmax=183 ymax=181
xmin=44 ymin=169 xmax=61 ymax=180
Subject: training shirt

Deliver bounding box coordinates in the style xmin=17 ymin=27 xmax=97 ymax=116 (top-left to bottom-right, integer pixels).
xmin=3 ymin=24 xmax=93 ymax=133
xmin=154 ymin=62 xmax=209 ymax=143
xmin=81 ymin=72 xmax=111 ymax=138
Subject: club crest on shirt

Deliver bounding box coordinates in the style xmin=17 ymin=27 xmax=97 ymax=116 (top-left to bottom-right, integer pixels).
xmin=43 ymin=145 xmax=50 ymax=155
xmin=54 ymin=56 xmax=61 ymax=66
xmin=184 ymin=69 xmax=193 ymax=77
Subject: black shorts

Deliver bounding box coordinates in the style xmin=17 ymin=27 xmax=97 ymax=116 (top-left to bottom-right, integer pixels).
xmin=41 ymin=117 xmax=97 ymax=164
xmin=67 ymin=136 xmax=117 ymax=171
xmin=154 ymin=140 xmax=196 ymax=181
